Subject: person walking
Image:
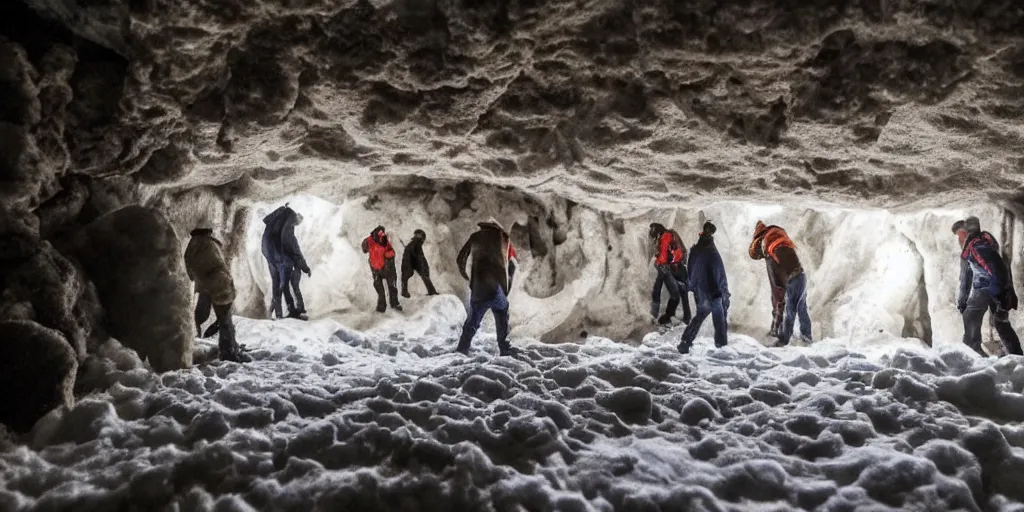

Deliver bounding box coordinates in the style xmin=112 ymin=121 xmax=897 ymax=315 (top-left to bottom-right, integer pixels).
xmin=678 ymin=221 xmax=730 ymax=354
xmin=953 ymin=216 xmax=1021 ymax=357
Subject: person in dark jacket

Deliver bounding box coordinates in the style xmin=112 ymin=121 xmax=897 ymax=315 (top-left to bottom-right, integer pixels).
xmin=261 ymin=205 xmax=311 ymax=320
xmin=455 ymin=219 xmax=516 ymax=356
xmin=649 ymin=223 xmax=692 ymax=325
xmin=678 ymin=221 xmax=730 ymax=354
xmin=281 ymin=212 xmax=311 ymax=319
xmin=184 ymin=221 xmax=249 ymax=363
xmin=953 ymin=217 xmax=1021 ymax=357
xmin=750 ymin=220 xmax=811 ymax=345
xmin=362 ymin=225 xmax=402 ymax=312
xmin=401 ymin=229 xmax=439 ymax=297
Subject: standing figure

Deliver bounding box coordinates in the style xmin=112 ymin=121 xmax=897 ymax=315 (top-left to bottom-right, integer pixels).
xmin=953 ymin=217 xmax=1021 ymax=357
xmin=678 ymin=221 xmax=730 ymax=354
xmin=649 ymin=223 xmax=692 ymax=325
xmin=750 ymin=220 xmax=812 ymax=346
xmin=362 ymin=225 xmax=402 ymax=312
xmin=455 ymin=219 xmax=516 ymax=356
xmin=281 ymin=212 xmax=311 ymax=319
xmin=261 ymin=205 xmax=310 ymax=320
xmin=184 ymin=221 xmax=249 ymax=363
xmin=401 ymin=229 xmax=439 ymax=297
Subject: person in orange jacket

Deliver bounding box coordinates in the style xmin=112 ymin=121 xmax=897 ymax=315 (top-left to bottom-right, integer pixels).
xmin=749 ymin=221 xmax=811 ymax=345
xmin=649 ymin=223 xmax=692 ymax=325
xmin=362 ymin=225 xmax=402 ymax=312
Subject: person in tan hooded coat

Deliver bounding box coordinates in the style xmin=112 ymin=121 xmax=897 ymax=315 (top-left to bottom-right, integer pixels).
xmin=184 ymin=220 xmax=249 ymax=363
xmin=455 ymin=218 xmax=515 ymax=356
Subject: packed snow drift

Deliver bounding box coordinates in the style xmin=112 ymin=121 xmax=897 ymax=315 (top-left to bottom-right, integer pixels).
xmin=4 ymin=302 xmax=1024 ymax=511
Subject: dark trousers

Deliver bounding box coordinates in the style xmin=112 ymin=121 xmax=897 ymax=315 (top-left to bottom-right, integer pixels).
xmin=680 ymin=295 xmax=728 ymax=349
xmin=373 ymin=262 xmax=400 ymax=312
xmin=268 ymin=262 xmax=296 ymax=318
xmin=457 ymin=287 xmax=510 ymax=352
xmin=769 ymin=285 xmax=786 ymax=337
xmin=963 ymin=292 xmax=1022 ymax=356
xmin=288 ymin=267 xmax=305 ymax=313
xmin=651 ymin=264 xmax=692 ymax=321
xmin=194 ymin=293 xmax=221 ymax=338
xmin=779 ymin=272 xmax=812 ymax=344
xmin=213 ymin=303 xmax=236 ymax=353
xmin=402 ymin=268 xmax=438 ymax=296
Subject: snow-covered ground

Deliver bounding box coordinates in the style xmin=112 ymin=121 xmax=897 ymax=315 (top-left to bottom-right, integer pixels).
xmin=3 ymin=295 xmax=1024 ymax=511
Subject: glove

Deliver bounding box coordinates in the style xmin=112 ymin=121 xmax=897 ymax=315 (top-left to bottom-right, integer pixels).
xmin=956 ymin=299 xmax=967 ymax=314
xmin=722 ymin=296 xmax=730 ymax=312
xmin=303 ymin=267 xmax=312 ymax=277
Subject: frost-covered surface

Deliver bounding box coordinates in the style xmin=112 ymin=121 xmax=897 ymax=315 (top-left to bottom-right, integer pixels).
xmin=229 ymin=192 xmax=1024 ymax=348
xmin=4 ymin=301 xmax=1024 ymax=511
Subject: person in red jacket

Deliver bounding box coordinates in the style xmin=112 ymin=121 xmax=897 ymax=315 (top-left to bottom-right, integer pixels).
xmin=649 ymin=223 xmax=692 ymax=325
xmin=361 ymin=225 xmax=402 ymax=312
xmin=750 ymin=220 xmax=810 ymax=345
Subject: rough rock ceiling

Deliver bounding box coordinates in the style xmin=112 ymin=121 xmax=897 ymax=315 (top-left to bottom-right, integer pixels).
xmin=14 ymin=0 xmax=1024 ymax=209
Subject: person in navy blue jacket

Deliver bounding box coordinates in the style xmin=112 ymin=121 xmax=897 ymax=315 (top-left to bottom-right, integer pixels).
xmin=678 ymin=221 xmax=730 ymax=354
xmin=261 ymin=205 xmax=311 ymax=320
xmin=953 ymin=216 xmax=1020 ymax=356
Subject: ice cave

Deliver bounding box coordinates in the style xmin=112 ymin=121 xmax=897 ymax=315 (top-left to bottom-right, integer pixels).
xmin=2 ymin=0 xmax=1024 ymax=510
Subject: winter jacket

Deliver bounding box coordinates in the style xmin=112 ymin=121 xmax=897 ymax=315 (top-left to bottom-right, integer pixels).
xmin=261 ymin=206 xmax=307 ymax=271
xmin=362 ymin=228 xmax=396 ymax=271
xmin=750 ymin=224 xmax=803 ymax=285
xmin=401 ymin=236 xmax=430 ymax=277
xmin=184 ymin=229 xmax=235 ymax=306
xmin=959 ymin=231 xmax=1011 ymax=303
xmin=655 ymin=230 xmax=686 ymax=266
xmin=457 ymin=222 xmax=511 ymax=300
xmin=688 ymin=234 xmax=730 ymax=304
xmin=281 ymin=216 xmax=308 ymax=272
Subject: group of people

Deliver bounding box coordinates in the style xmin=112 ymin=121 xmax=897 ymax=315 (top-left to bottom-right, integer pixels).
xmin=648 ymin=216 xmax=1021 ymax=358
xmin=647 ymin=220 xmax=812 ymax=355
xmin=179 ymin=205 xmax=1022 ymax=364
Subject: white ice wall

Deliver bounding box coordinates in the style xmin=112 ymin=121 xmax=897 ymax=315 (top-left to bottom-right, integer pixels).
xmin=229 ymin=191 xmax=1022 ymax=350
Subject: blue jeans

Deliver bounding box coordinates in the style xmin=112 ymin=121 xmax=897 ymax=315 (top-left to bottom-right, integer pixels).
xmin=457 ymin=287 xmax=510 ymax=352
xmin=680 ymin=295 xmax=728 ymax=348
xmin=779 ymin=272 xmax=812 ymax=344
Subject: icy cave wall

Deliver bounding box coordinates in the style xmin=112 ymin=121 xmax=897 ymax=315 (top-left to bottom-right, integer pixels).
xmin=155 ymin=181 xmax=1024 ymax=349
xmin=2 ymin=0 xmax=1024 ymax=435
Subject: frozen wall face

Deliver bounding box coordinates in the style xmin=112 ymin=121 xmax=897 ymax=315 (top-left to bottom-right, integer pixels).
xmin=216 ymin=181 xmax=1022 ymax=351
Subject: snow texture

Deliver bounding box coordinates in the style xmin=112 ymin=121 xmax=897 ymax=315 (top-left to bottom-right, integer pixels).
xmin=231 ymin=193 xmax=1024 ymax=349
xmin=3 ymin=304 xmax=1024 ymax=511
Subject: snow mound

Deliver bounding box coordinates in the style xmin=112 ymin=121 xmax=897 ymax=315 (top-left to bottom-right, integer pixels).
xmin=2 ymin=318 xmax=1024 ymax=510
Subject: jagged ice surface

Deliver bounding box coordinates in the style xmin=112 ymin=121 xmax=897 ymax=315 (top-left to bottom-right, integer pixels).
xmin=4 ymin=303 xmax=1024 ymax=511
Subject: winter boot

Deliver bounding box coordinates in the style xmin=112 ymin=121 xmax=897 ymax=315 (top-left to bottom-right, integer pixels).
xmin=658 ymin=298 xmax=679 ymax=325
xmin=676 ymin=341 xmax=692 ymax=355
xmin=650 ymin=300 xmax=661 ymax=321
xmin=288 ymin=309 xmax=309 ymax=321
xmin=220 ymin=345 xmax=252 ymax=363
xmin=500 ymin=346 xmax=521 ymax=357
xmin=966 ymin=342 xmax=988 ymax=357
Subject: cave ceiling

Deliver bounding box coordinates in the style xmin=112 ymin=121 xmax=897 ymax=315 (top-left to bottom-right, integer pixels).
xmin=9 ymin=0 xmax=1024 ymax=210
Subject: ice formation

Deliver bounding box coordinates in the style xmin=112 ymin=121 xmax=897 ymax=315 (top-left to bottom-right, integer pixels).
xmin=229 ymin=191 xmax=1023 ymax=349
xmin=5 ymin=304 xmax=1024 ymax=511
xmin=3 ymin=0 xmax=1024 ymax=510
